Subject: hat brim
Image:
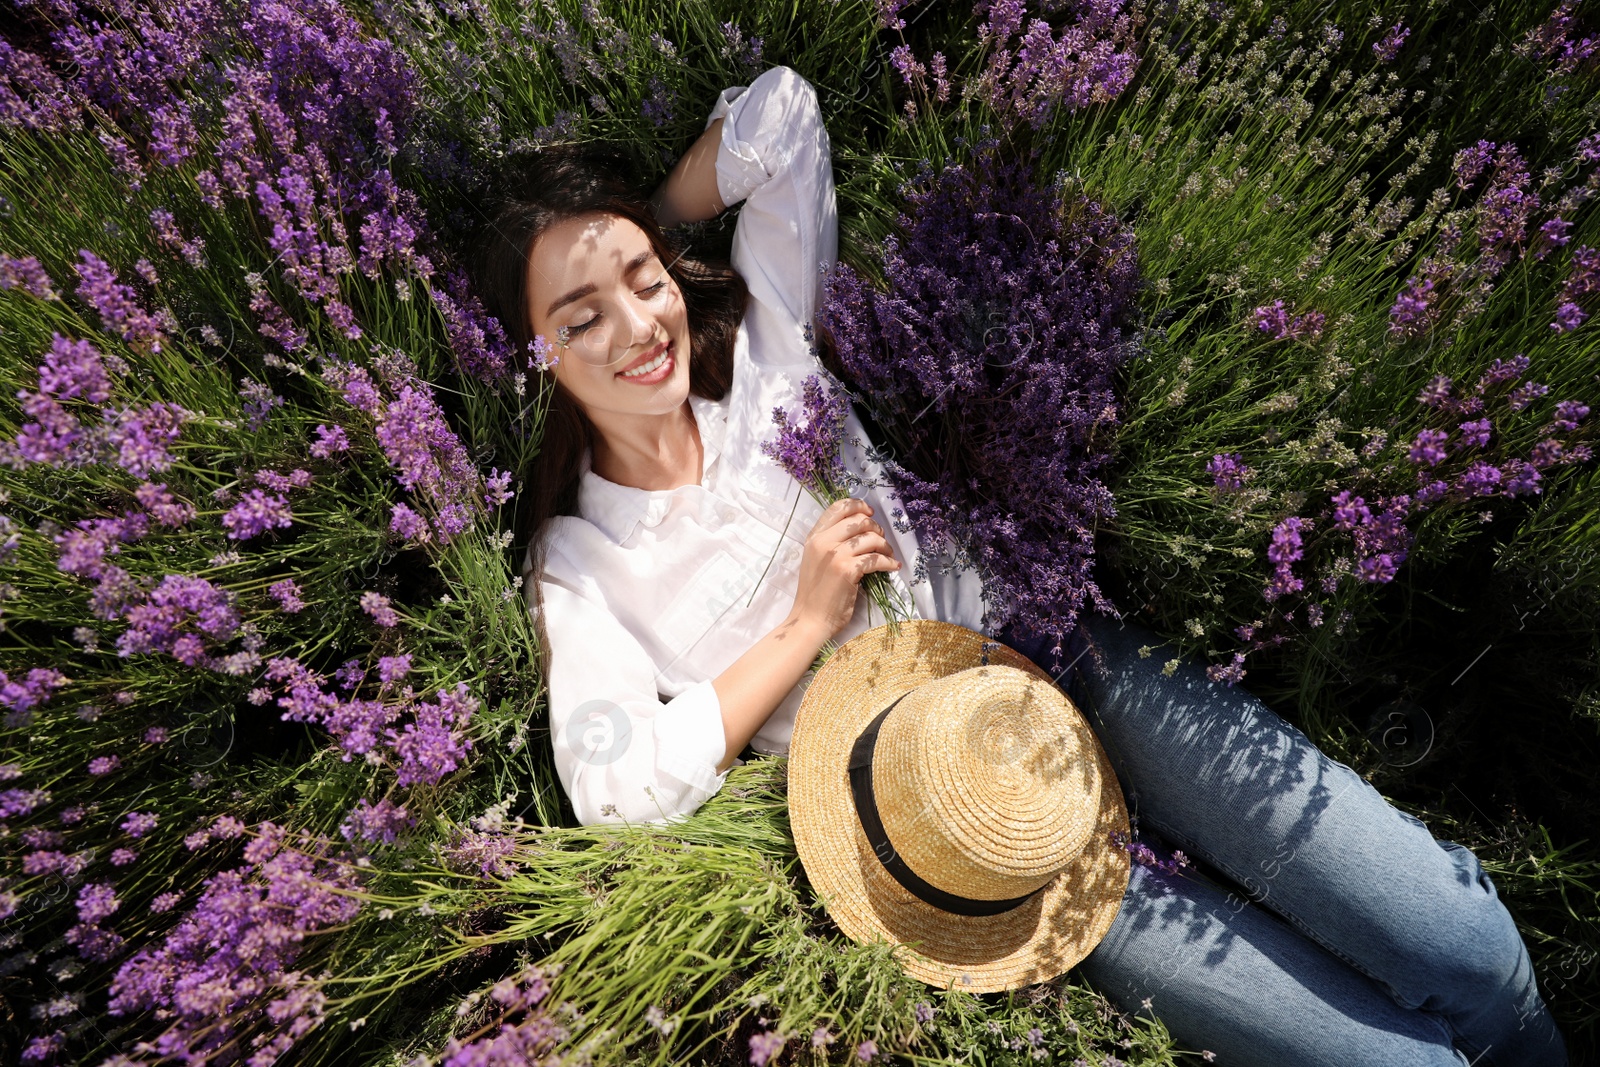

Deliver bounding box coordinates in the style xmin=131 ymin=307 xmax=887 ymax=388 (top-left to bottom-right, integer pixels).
xmin=788 ymin=620 xmax=1130 ymax=994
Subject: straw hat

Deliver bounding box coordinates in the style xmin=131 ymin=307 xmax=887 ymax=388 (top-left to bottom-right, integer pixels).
xmin=787 ymin=620 xmax=1130 ymax=994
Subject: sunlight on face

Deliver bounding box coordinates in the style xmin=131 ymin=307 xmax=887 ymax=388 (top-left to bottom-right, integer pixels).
xmin=525 ymin=212 xmax=691 ymax=421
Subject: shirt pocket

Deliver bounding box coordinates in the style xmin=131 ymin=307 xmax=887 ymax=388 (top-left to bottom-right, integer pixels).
xmin=652 ymin=547 xmax=770 ymax=673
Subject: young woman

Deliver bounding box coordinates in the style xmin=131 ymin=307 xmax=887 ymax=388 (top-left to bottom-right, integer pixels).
xmin=478 ymin=65 xmax=1568 ymax=1067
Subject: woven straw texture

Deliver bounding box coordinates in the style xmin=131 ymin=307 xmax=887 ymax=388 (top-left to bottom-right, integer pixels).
xmin=789 ymin=620 xmax=1131 ymax=994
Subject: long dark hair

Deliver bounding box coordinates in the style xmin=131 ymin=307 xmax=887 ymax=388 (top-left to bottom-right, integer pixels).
xmin=475 ymin=142 xmax=750 ymax=680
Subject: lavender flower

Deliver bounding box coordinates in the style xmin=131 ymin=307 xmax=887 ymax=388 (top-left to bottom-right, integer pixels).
xmin=762 ymin=374 xmax=851 ymax=496
xmin=1251 ymin=300 xmax=1325 ymax=342
xmin=1458 ymin=418 xmax=1492 ymax=449
xmin=339 ymin=797 xmax=414 ymax=844
xmin=360 ymin=591 xmax=399 ymax=627
xmin=135 ymin=482 xmax=196 ymax=526
xmin=819 ymin=143 xmax=1137 ymax=671
xmin=388 ymin=683 xmax=477 ymax=786
xmin=441 ymin=826 xmax=515 ymax=879
xmin=74 ymin=251 xmax=166 ymax=352
xmin=1508 ymin=381 xmax=1551 ymax=412
xmin=1553 ymin=301 xmax=1589 ymax=332
xmin=88 ymin=754 xmax=121 ymax=776
xmin=1408 ymin=429 xmax=1449 ymax=466
xmin=221 ymin=489 xmax=293 ymax=540
xmin=39 ymin=334 xmax=113 ymax=403
xmin=750 ymin=1029 xmax=787 ymax=1066
xmin=310 ymin=422 xmax=350 ymax=457
xmin=1373 ymin=23 xmax=1409 ymax=64
xmin=0 ymin=255 xmax=59 ymax=300
xmin=108 ymin=826 xmax=361 ymax=1065
xmin=239 ymin=380 xmax=284 ymax=432
xmin=269 ymin=578 xmax=306 ymax=613
xmin=973 ymin=0 xmax=1141 ymax=130
xmin=1206 ymin=452 xmax=1250 ymax=491
xmin=378 ymin=654 xmax=412 ymax=688
xmin=121 ymin=811 xmax=158 ymax=838
xmin=1453 ymin=140 xmax=1496 ymax=189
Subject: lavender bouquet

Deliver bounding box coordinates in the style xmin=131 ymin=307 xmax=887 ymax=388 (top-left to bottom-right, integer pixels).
xmin=760 ymin=371 xmax=910 ymax=637
xmin=818 ymin=140 xmax=1140 ymax=673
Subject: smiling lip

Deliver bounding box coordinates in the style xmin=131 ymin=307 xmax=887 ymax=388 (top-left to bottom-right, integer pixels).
xmin=618 ymin=340 xmax=669 ymax=376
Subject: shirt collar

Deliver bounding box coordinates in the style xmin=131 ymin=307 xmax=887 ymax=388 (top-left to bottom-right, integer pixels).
xmin=577 ymin=392 xmax=729 ymax=543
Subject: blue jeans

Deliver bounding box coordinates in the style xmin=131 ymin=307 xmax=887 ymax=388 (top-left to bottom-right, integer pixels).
xmin=991 ymin=611 xmax=1568 ymax=1067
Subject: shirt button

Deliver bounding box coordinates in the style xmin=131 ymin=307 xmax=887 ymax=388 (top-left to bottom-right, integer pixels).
xmin=718 ymin=505 xmax=739 ymax=523
xmin=784 ymin=544 xmax=801 ymax=564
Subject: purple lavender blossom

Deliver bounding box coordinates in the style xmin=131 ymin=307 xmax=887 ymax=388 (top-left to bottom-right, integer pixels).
xmin=339 ymin=797 xmax=414 ymax=844
xmin=1504 ymin=460 xmax=1543 ymax=496
xmin=108 ymin=825 xmax=361 ymax=1065
xmin=1457 ymin=461 xmax=1503 ymax=496
xmin=255 ymin=468 xmax=313 ymax=492
xmin=239 ymin=380 xmax=284 ymax=431
xmin=973 ymin=0 xmax=1141 ymax=130
xmin=221 ymin=489 xmax=293 ymax=540
xmin=1508 ymin=381 xmax=1551 ymax=411
xmin=1549 ymin=401 xmax=1590 ymax=433
xmin=762 ymin=374 xmax=851 ymax=495
xmin=0 ymin=787 xmax=51 ymax=818
xmin=390 ymin=503 xmax=430 ymax=542
xmin=0 ymin=668 xmax=69 ymax=728
xmin=106 ymin=400 xmax=191 ymax=478
xmin=1408 ymin=429 xmax=1449 ymax=466
xmin=1388 ymin=275 xmax=1437 ymax=337
xmin=75 ymin=251 xmax=166 ymax=352
xmin=360 ymin=591 xmax=399 ymax=627
xmin=310 ymin=422 xmax=350 ymax=457
xmin=1475 ymin=355 xmax=1529 ymax=393
xmin=378 ymin=654 xmax=412 ymax=688
xmin=88 ymin=754 xmax=121 ymax=776
xmin=485 ymin=468 xmax=513 ymax=507
xmin=121 ymin=811 xmax=158 ymax=838
xmin=1453 ymin=140 xmax=1497 ymax=189
xmin=1330 ymin=490 xmax=1372 ymax=530
xmin=77 ymin=883 xmax=121 ymax=924
xmin=1373 ymin=23 xmax=1409 ymax=64
xmin=1252 ymin=300 xmax=1291 ymax=337
xmin=1356 ymin=554 xmax=1398 ymax=583
xmin=750 ymin=1029 xmax=787 ymax=1066
xmin=0 ymin=255 xmax=60 ymax=300
xmin=1206 ymin=452 xmax=1250 ymax=491
xmin=1458 ymin=418 xmax=1492 ymax=449
xmin=269 ymin=578 xmax=306 ymax=613
xmin=441 ymin=826 xmax=516 ymax=878
xmin=39 ymin=334 xmax=113 ymax=403
xmin=388 ymin=684 xmax=477 ymax=786
xmin=1551 ymin=301 xmax=1587 ymax=332
xmin=135 ymin=482 xmax=196 ymax=526
xmin=116 ymin=574 xmax=240 ymax=660
xmin=819 ymin=143 xmax=1137 ymax=668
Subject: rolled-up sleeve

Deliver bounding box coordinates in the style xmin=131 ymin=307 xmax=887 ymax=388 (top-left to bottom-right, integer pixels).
xmin=538 ymin=576 xmax=731 ymax=826
xmin=706 ymin=65 xmax=839 ymax=335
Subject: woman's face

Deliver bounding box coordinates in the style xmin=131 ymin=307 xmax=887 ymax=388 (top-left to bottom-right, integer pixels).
xmin=525 ymin=211 xmax=691 ymax=420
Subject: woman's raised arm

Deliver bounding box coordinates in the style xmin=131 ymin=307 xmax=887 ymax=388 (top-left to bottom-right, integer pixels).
xmin=649 ymin=118 xmax=727 ymax=228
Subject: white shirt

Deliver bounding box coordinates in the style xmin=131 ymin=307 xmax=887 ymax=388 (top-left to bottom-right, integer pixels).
xmin=522 ymin=66 xmax=990 ymax=827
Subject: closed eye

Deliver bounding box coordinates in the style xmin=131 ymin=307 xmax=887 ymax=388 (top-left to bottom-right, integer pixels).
xmin=569 ymin=280 xmax=669 ymax=335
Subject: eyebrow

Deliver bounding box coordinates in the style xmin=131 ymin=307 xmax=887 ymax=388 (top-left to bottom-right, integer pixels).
xmin=545 ymin=249 xmax=659 ymax=318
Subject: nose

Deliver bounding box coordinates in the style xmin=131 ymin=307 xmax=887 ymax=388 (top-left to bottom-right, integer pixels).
xmin=620 ymin=291 xmax=657 ymax=349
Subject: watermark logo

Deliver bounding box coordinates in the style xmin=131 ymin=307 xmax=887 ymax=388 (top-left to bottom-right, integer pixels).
xmin=1365 ymin=698 xmax=1434 ymax=767
xmin=561 ymin=699 xmax=634 ymax=766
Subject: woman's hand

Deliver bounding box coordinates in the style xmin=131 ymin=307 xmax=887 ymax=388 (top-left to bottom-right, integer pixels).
xmin=789 ymin=497 xmax=902 ymax=641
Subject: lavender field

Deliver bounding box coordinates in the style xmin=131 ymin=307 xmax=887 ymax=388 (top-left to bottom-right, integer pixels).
xmin=1 ymin=0 xmax=1598 ymax=1063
